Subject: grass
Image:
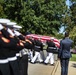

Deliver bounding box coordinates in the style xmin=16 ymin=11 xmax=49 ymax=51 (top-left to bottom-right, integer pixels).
xmin=70 ymin=54 xmax=76 ymax=61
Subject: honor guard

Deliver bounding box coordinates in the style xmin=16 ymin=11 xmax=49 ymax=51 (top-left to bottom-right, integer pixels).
xmin=44 ymin=38 xmax=56 ymax=65
xmin=31 ymin=38 xmax=43 ymax=63
xmin=0 ymin=24 xmax=11 ymax=75
xmin=13 ymin=25 xmax=28 ymax=75
xmin=8 ymin=22 xmax=28 ymax=75
xmin=0 ymin=20 xmax=23 ymax=75
xmin=27 ymin=36 xmax=35 ymax=62
xmin=10 ymin=24 xmax=30 ymax=75
xmin=0 ymin=19 xmax=21 ymax=75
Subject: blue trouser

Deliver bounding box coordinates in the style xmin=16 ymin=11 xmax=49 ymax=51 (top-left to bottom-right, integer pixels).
xmin=19 ymin=54 xmax=28 ymax=75
xmin=0 ymin=63 xmax=10 ymax=75
xmin=60 ymin=58 xmax=69 ymax=75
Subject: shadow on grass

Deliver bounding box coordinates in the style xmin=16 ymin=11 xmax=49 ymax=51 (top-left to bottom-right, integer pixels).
xmin=71 ymin=63 xmax=76 ymax=68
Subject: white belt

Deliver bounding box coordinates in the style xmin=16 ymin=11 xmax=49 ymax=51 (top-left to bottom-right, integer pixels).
xmin=16 ymin=53 xmax=20 ymax=57
xmin=48 ymin=47 xmax=57 ymax=49
xmin=19 ymin=49 xmax=28 ymax=57
xmin=22 ymin=52 xmax=28 ymax=55
xmin=0 ymin=59 xmax=8 ymax=64
xmin=8 ymin=56 xmax=17 ymax=61
xmin=35 ymin=46 xmax=40 ymax=48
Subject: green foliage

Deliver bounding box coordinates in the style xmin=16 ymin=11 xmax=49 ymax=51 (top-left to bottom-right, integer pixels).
xmin=0 ymin=4 xmax=5 ymax=17
xmin=0 ymin=0 xmax=4 ymax=4
xmin=70 ymin=0 xmax=76 ymax=2
xmin=0 ymin=0 xmax=68 ymax=36
xmin=69 ymin=26 xmax=76 ymax=45
xmin=0 ymin=0 xmax=6 ymax=18
xmin=55 ymin=33 xmax=63 ymax=39
xmin=70 ymin=54 xmax=76 ymax=61
xmin=68 ymin=2 xmax=76 ymax=47
xmin=70 ymin=3 xmax=76 ymax=25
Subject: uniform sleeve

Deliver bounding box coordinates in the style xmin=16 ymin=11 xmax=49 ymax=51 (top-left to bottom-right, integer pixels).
xmin=1 ymin=37 xmax=18 ymax=48
xmin=18 ymin=35 xmax=25 ymax=41
xmin=1 ymin=29 xmax=10 ymax=39
xmin=58 ymin=40 xmax=62 ymax=58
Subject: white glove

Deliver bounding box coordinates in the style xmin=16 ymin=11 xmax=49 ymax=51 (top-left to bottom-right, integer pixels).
xmin=0 ymin=24 xmax=4 ymax=30
xmin=14 ymin=30 xmax=21 ymax=36
xmin=7 ymin=28 xmax=15 ymax=36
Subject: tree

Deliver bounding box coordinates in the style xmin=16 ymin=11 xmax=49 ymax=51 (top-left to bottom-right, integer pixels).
xmin=70 ymin=26 xmax=76 ymax=45
xmin=3 ymin=0 xmax=68 ymax=36
xmin=0 ymin=0 xmax=6 ymax=18
xmin=69 ymin=1 xmax=76 ymax=46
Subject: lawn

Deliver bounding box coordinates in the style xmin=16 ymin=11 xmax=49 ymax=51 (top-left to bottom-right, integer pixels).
xmin=70 ymin=54 xmax=76 ymax=61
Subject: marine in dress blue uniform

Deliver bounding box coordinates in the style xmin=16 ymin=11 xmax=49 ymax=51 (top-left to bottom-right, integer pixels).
xmin=1 ymin=21 xmax=23 ymax=75
xmin=58 ymin=32 xmax=73 ymax=75
xmin=31 ymin=38 xmax=43 ymax=63
xmin=44 ymin=38 xmax=56 ymax=65
xmin=0 ymin=19 xmax=21 ymax=75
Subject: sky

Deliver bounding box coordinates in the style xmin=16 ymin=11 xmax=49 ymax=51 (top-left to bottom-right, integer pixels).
xmin=59 ymin=0 xmax=70 ymax=33
xmin=66 ymin=0 xmax=70 ymax=8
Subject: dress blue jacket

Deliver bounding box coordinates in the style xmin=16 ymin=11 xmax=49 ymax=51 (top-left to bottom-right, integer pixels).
xmin=58 ymin=37 xmax=73 ymax=59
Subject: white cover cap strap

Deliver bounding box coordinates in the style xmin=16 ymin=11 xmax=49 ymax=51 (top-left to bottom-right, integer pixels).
xmin=14 ymin=30 xmax=21 ymax=36
xmin=0 ymin=24 xmax=4 ymax=30
xmin=7 ymin=28 xmax=15 ymax=36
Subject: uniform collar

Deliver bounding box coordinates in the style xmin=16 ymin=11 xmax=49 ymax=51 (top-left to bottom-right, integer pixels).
xmin=65 ymin=37 xmax=69 ymax=39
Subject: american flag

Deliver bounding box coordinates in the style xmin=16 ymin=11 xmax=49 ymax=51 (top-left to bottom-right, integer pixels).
xmin=26 ymin=34 xmax=60 ymax=48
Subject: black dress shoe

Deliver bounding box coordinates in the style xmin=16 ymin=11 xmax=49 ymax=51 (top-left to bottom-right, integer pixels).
xmin=30 ymin=61 xmax=37 ymax=64
xmin=44 ymin=63 xmax=48 ymax=65
xmin=30 ymin=62 xmax=35 ymax=64
xmin=40 ymin=61 xmax=44 ymax=64
xmin=50 ymin=64 xmax=55 ymax=66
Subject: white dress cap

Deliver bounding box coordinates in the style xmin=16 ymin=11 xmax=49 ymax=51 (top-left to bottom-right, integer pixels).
xmin=13 ymin=25 xmax=22 ymax=29
xmin=0 ymin=19 xmax=10 ymax=24
xmin=7 ymin=22 xmax=17 ymax=26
